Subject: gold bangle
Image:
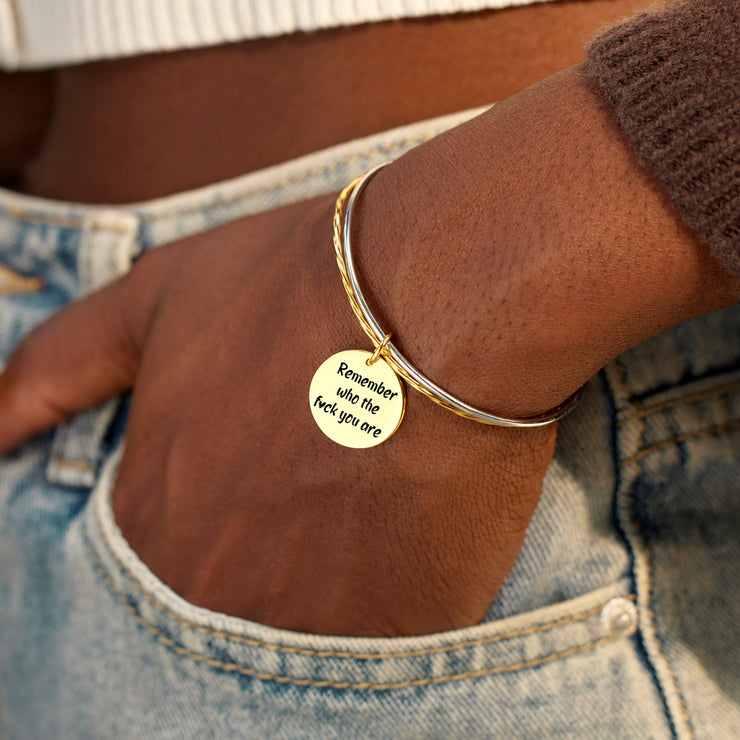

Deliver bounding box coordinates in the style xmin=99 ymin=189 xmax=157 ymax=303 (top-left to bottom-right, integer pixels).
xmin=333 ymin=163 xmax=585 ymax=428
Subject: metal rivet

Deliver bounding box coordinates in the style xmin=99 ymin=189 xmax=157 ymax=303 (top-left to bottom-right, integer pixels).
xmin=601 ymin=597 xmax=638 ymax=636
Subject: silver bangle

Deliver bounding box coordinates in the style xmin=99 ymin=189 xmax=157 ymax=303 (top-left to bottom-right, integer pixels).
xmin=340 ymin=163 xmax=585 ymax=427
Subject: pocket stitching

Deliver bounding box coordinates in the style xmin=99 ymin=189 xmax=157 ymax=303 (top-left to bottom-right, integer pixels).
xmin=83 ymin=529 xmax=626 ymax=690
xmin=616 ymin=379 xmax=740 ymax=427
xmin=615 ymin=357 xmax=695 ymax=738
xmin=617 ymin=417 xmax=740 ymax=468
xmin=85 ymin=514 xmax=629 ymax=662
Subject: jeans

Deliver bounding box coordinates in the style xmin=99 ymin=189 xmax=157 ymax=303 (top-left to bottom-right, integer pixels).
xmin=0 ymin=108 xmax=738 ymax=739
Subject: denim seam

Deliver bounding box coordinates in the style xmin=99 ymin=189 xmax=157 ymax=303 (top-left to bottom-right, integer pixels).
xmin=638 ymin=517 xmax=696 ymax=740
xmin=82 ymin=526 xmax=627 ymax=691
xmin=2 ymin=205 xmax=136 ymax=234
xmin=84 ymin=514 xmax=627 ymax=661
xmin=615 ymin=358 xmax=694 ymax=740
xmin=617 ymin=418 xmax=740 ymax=468
xmin=615 ymin=380 xmax=740 ymax=427
xmin=2 ymin=205 xmax=86 ymax=229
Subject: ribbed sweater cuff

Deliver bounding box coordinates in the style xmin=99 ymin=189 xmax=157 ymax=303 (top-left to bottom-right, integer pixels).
xmin=0 ymin=0 xmax=550 ymax=70
xmin=587 ymin=0 xmax=740 ymax=275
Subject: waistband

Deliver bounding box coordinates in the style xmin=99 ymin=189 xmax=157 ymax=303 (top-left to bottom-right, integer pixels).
xmin=0 ymin=105 xmax=488 ymax=255
xmin=1 ymin=103 xmax=738 ymax=489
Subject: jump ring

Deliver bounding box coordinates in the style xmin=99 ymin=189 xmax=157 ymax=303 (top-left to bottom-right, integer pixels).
xmin=367 ymin=333 xmax=393 ymax=365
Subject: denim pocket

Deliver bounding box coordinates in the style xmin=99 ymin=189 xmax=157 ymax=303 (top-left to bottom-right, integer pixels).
xmin=60 ymin=442 xmax=679 ymax=740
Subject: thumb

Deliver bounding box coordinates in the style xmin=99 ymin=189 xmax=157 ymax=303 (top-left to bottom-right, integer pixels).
xmin=0 ymin=271 xmax=150 ymax=453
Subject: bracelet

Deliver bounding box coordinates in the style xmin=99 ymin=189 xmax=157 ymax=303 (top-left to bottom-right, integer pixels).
xmin=309 ymin=163 xmax=585 ymax=448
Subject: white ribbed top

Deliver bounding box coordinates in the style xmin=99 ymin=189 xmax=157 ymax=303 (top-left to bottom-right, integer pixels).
xmin=0 ymin=0 xmax=552 ymax=69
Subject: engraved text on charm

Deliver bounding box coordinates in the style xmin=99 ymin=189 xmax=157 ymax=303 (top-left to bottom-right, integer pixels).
xmin=309 ymin=350 xmax=406 ymax=448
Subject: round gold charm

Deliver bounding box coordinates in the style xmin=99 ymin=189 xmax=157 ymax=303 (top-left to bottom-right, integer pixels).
xmin=309 ymin=350 xmax=406 ymax=448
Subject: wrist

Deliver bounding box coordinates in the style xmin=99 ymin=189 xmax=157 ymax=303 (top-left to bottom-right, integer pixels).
xmin=351 ymin=64 xmax=738 ymax=419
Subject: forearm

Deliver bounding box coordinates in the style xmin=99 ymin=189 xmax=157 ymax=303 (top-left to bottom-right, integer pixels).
xmin=588 ymin=0 xmax=740 ymax=276
xmin=353 ymin=62 xmax=739 ymax=420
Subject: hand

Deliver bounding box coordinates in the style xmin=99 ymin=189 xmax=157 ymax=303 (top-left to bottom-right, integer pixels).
xmin=0 ymin=65 xmax=736 ymax=637
xmin=0 ymin=189 xmax=558 ymax=637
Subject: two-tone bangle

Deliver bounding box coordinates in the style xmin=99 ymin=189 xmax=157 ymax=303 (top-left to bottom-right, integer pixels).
xmin=309 ymin=163 xmax=585 ymax=448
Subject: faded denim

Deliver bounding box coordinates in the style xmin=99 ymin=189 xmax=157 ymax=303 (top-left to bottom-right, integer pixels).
xmin=0 ymin=109 xmax=738 ymax=739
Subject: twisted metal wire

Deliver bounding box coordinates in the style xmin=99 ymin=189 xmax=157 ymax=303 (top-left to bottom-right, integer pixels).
xmin=332 ymin=164 xmax=584 ymax=427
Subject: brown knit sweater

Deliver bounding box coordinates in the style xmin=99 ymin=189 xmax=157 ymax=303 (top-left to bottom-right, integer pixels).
xmin=587 ymin=0 xmax=740 ymax=275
